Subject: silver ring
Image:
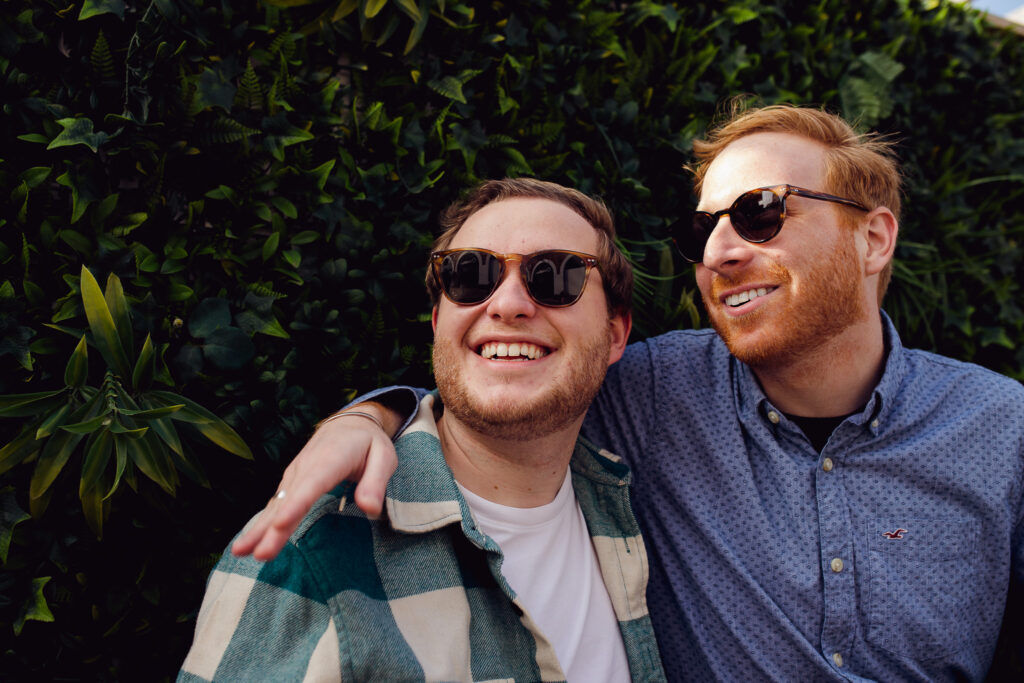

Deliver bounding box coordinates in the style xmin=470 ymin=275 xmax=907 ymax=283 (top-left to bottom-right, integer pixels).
xmin=276 ymin=490 xmax=286 ymax=500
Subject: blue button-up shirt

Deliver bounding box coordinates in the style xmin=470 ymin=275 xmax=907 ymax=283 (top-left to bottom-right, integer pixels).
xmin=582 ymin=313 xmax=1024 ymax=681
xmin=372 ymin=314 xmax=1024 ymax=681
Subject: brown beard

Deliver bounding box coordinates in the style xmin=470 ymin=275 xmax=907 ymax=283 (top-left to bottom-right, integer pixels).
xmin=432 ymin=329 xmax=611 ymax=441
xmin=706 ymin=230 xmax=866 ymax=368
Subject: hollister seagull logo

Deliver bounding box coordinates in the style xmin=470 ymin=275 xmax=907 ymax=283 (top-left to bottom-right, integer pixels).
xmin=882 ymin=528 xmax=907 ymax=539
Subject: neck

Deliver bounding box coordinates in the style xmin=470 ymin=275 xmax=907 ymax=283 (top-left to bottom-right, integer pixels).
xmin=436 ymin=412 xmax=582 ymax=508
xmin=752 ymin=313 xmax=886 ymax=417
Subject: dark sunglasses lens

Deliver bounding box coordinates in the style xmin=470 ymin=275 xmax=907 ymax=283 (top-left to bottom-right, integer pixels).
xmin=440 ymin=251 xmax=501 ymax=304
xmin=675 ymin=214 xmax=717 ymax=262
xmin=732 ymin=189 xmax=784 ymax=242
xmin=524 ymin=252 xmax=588 ymax=306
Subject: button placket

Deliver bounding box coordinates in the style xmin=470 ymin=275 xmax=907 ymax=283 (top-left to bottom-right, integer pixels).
xmin=816 ymin=441 xmax=857 ymax=671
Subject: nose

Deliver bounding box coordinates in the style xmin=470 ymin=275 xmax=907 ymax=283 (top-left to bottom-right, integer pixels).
xmin=485 ymin=263 xmax=538 ymax=320
xmin=701 ymin=214 xmax=755 ymax=273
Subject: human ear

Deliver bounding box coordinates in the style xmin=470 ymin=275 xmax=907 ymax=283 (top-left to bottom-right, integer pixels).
xmin=606 ymin=312 xmax=631 ymax=366
xmin=861 ymin=207 xmax=898 ymax=276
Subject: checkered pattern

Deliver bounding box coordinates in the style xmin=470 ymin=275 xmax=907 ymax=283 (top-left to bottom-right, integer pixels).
xmin=179 ymin=395 xmax=665 ymax=682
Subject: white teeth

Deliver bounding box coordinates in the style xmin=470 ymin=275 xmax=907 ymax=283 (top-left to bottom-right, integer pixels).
xmin=726 ymin=287 xmax=771 ymax=308
xmin=478 ymin=342 xmax=548 ymax=360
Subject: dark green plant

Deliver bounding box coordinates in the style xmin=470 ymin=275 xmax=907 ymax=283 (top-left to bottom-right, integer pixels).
xmin=0 ymin=266 xmax=252 ymax=539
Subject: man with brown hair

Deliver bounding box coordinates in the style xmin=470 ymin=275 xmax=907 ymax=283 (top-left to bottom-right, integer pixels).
xmin=180 ymin=179 xmax=665 ymax=682
xmin=235 ymin=105 xmax=1024 ymax=681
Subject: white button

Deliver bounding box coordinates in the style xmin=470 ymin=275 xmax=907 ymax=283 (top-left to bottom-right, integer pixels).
xmin=830 ymin=557 xmax=844 ymax=573
xmin=767 ymin=411 xmax=780 ymax=424
xmin=822 ymin=458 xmax=834 ymax=472
xmin=833 ymin=652 xmax=844 ymax=667
xmin=871 ymin=419 xmax=880 ymax=429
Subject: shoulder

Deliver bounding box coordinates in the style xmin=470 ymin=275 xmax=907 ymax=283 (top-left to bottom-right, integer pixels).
xmin=626 ymin=327 xmax=721 ymax=355
xmin=891 ymin=347 xmax=1024 ymax=434
xmin=903 ymin=347 xmax=1024 ymax=397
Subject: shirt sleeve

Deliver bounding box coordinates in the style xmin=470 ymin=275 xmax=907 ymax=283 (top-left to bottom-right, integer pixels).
xmin=340 ymin=385 xmax=430 ymax=437
xmin=581 ymin=338 xmax=659 ymax=469
xmin=178 ymin=531 xmax=340 ymax=682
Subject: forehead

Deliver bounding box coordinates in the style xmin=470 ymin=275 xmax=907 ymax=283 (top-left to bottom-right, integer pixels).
xmin=449 ymin=197 xmax=600 ymax=255
xmin=699 ymin=132 xmax=829 ymax=209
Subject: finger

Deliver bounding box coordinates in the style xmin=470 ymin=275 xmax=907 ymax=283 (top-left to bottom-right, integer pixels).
xmin=230 ymin=490 xmax=284 ymax=556
xmin=352 ymin=436 xmax=398 ymax=519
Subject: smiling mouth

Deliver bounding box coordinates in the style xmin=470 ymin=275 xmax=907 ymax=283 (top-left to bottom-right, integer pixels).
xmin=725 ymin=286 xmax=776 ymax=308
xmin=478 ymin=341 xmax=549 ymax=360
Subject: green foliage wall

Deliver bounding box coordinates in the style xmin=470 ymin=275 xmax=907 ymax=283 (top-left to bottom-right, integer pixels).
xmin=1 ymin=0 xmax=1022 ymax=678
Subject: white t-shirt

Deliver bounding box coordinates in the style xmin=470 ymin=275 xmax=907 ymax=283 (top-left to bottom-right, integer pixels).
xmin=457 ymin=470 xmax=631 ymax=682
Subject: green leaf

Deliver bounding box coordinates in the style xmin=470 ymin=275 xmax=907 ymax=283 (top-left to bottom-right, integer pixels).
xmin=132 ymin=334 xmax=155 ymax=391
xmin=169 ymin=283 xmax=194 ymax=301
xmin=30 ymin=396 xmax=97 ymax=500
xmin=121 ymin=403 xmax=183 ymax=420
xmin=14 ymin=577 xmax=54 ymax=635
xmin=149 ymin=391 xmax=252 ymax=459
xmin=20 ymin=166 xmax=52 ymax=188
xmin=262 ymin=232 xmax=280 ymax=261
xmin=1 ymin=487 xmax=31 ymax=564
xmin=364 ymin=0 xmax=388 ymax=18
xmin=0 ymin=428 xmax=42 ymax=477
xmin=196 ymin=67 xmax=237 ymax=112
xmin=60 ymin=414 xmax=111 ymax=434
xmin=104 ymin=273 xmax=133 ymax=357
xmin=80 ymin=0 xmax=125 ymax=20
xmin=0 ymin=390 xmax=67 ymax=417
xmin=80 ymin=266 xmax=131 ymax=379
xmin=36 ymin=403 xmax=72 ymax=439
xmin=65 ymin=335 xmax=89 ymax=387
xmin=395 ymin=0 xmax=422 ymax=21
xmin=79 ymin=429 xmax=114 ymax=496
xmin=307 ymin=160 xmax=334 ymax=191
xmin=81 ymin=484 xmax=104 ymax=538
xmin=270 ymin=196 xmax=297 ymax=218
xmin=289 ymin=233 xmax=319 ymax=249
xmin=860 ymin=51 xmax=905 ymax=83
xmin=47 ymin=118 xmax=109 ymax=153
xmin=142 ymin=411 xmax=183 ymax=457
xmin=108 ymin=421 xmax=148 ymax=438
xmin=201 ymin=327 xmax=255 ymax=370
xmin=188 ymin=298 xmax=231 ymax=338
xmin=131 ymin=431 xmax=177 ymax=495
xmin=262 ymin=113 xmax=315 ymax=161
xmin=105 ymin=436 xmax=128 ymax=499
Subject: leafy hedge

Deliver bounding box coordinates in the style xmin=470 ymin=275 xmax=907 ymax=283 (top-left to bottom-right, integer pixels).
xmin=1 ymin=0 xmax=1022 ymax=678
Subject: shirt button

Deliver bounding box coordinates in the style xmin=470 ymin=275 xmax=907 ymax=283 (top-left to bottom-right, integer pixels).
xmin=767 ymin=410 xmax=780 ymax=424
xmin=830 ymin=557 xmax=844 ymax=573
xmin=833 ymin=652 xmax=844 ymax=667
xmin=871 ymin=419 xmax=880 ymax=429
xmin=822 ymin=458 xmax=834 ymax=472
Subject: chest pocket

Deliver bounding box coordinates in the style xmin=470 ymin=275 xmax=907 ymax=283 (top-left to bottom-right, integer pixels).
xmin=863 ymin=519 xmax=981 ymax=659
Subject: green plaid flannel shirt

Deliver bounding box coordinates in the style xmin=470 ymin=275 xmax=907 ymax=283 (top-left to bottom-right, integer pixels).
xmin=179 ymin=395 xmax=665 ymax=682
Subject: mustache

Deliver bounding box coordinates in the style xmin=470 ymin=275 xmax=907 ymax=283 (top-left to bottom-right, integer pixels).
xmin=709 ymin=261 xmax=791 ymax=299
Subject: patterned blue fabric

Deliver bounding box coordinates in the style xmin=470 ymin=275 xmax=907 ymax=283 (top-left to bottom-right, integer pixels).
xmin=376 ymin=313 xmax=1024 ymax=681
xmin=583 ymin=312 xmax=1024 ymax=681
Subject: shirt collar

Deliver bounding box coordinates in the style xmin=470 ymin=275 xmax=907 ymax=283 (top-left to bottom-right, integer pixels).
xmin=384 ymin=394 xmax=634 ymax=534
xmin=385 ymin=393 xmax=466 ymax=534
xmin=733 ymin=310 xmax=907 ymax=433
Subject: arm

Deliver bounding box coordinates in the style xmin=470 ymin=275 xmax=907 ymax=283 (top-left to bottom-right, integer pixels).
xmin=231 ymin=387 xmax=424 ymax=560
